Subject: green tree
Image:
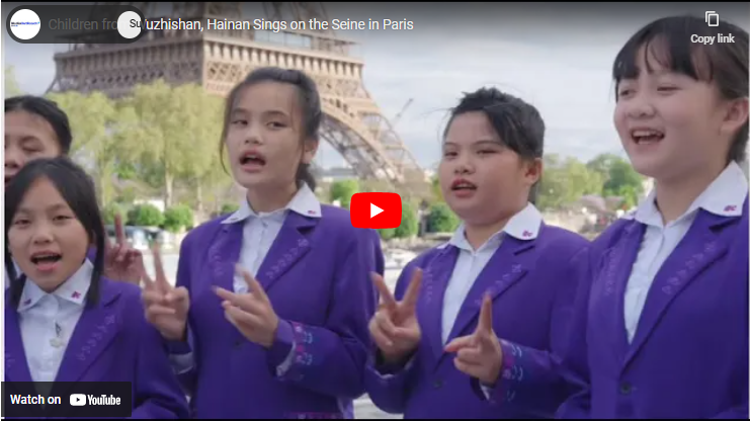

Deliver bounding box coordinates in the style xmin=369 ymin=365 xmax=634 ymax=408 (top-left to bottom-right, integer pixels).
xmin=603 ymin=158 xmax=644 ymax=199
xmin=163 ymin=204 xmax=194 ymax=233
xmin=127 ymin=204 xmax=164 ymax=227
xmin=102 ymin=203 xmax=126 ymax=225
xmin=5 ymin=66 xmax=23 ymax=98
xmin=427 ymin=202 xmax=460 ymax=233
xmin=118 ymin=81 xmax=220 ymax=208
xmin=394 ymin=201 xmax=419 ymax=238
xmin=221 ymin=203 xmax=240 ymax=215
xmin=537 ymin=154 xmax=603 ymax=210
xmin=330 ymin=179 xmax=359 ymax=209
xmin=431 ymin=175 xmax=443 ymax=203
xmin=46 ymin=91 xmax=128 ymax=206
xmin=378 ymin=227 xmax=397 ymax=240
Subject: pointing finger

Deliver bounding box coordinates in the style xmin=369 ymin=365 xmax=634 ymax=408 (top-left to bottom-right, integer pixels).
xmin=114 ymin=214 xmax=126 ymax=246
xmin=476 ymin=294 xmax=494 ymax=336
xmin=444 ymin=335 xmax=474 ymax=353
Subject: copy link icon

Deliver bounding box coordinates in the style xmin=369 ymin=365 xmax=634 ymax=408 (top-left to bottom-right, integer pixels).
xmin=70 ymin=394 xmax=86 ymax=406
xmin=705 ymin=11 xmax=719 ymax=27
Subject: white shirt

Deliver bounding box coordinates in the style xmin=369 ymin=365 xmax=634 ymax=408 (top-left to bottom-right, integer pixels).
xmin=441 ymin=203 xmax=543 ymax=344
xmin=622 ymin=162 xmax=748 ymax=342
xmin=18 ymin=260 xmax=93 ymax=383
xmin=170 ymin=184 xmax=322 ymax=374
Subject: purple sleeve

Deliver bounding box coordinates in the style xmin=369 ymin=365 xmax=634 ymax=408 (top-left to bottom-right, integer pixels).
xmin=265 ymin=229 xmax=379 ymax=399
xmin=470 ymin=246 xmax=591 ymax=417
xmin=362 ymin=261 xmax=421 ymax=414
xmin=130 ymin=295 xmax=190 ymax=419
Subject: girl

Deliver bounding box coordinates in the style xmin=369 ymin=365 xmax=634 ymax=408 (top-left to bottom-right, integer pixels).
xmin=142 ymin=67 xmax=383 ymax=419
xmin=363 ymin=87 xmax=589 ymax=419
xmin=4 ymin=95 xmax=141 ymax=287
xmin=4 ymin=157 xmax=189 ymax=419
xmin=555 ymin=16 xmax=749 ymax=419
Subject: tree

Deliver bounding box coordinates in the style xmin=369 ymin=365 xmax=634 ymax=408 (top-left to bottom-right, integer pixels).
xmin=586 ymin=153 xmax=644 ymax=204
xmin=5 ymin=66 xmax=23 ymax=98
xmin=46 ymin=91 xmax=126 ymax=206
xmin=431 ymin=175 xmax=444 ymax=203
xmin=427 ymin=202 xmax=460 ymax=233
xmin=394 ymin=201 xmax=419 ymax=238
xmin=330 ymin=179 xmax=359 ymax=209
xmin=127 ymin=204 xmax=164 ymax=227
xmin=163 ymin=204 xmax=194 ymax=233
xmin=118 ymin=80 xmax=220 ymax=208
xmin=537 ymin=154 xmax=603 ymax=210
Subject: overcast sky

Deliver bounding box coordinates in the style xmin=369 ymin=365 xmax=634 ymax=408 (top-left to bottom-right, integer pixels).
xmin=4 ymin=2 xmax=749 ymax=170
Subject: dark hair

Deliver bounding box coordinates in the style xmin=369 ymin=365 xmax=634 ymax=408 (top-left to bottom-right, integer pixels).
xmin=444 ymin=87 xmax=545 ymax=203
xmin=219 ymin=67 xmax=321 ymax=191
xmin=5 ymin=95 xmax=73 ymax=154
xmin=5 ymin=157 xmax=105 ymax=308
xmin=613 ymin=15 xmax=749 ymax=163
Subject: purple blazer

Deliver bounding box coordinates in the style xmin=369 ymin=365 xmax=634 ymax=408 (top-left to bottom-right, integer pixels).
xmin=364 ymin=224 xmax=589 ymax=419
xmin=167 ymin=206 xmax=382 ymax=419
xmin=4 ymin=277 xmax=189 ymax=419
xmin=557 ymin=200 xmax=749 ymax=419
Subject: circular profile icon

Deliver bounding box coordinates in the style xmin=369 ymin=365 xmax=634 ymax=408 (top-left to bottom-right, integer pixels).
xmin=117 ymin=11 xmax=142 ymax=40
xmin=9 ymin=9 xmax=41 ymax=41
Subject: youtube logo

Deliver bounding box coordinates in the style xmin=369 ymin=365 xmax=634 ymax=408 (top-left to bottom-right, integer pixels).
xmin=350 ymin=192 xmax=402 ymax=229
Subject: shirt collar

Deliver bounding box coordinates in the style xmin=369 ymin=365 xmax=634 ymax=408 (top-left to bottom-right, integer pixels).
xmin=18 ymin=259 xmax=93 ymax=312
xmin=222 ymin=183 xmax=322 ymax=225
xmin=448 ymin=202 xmax=543 ymax=252
xmin=626 ymin=161 xmax=748 ymax=226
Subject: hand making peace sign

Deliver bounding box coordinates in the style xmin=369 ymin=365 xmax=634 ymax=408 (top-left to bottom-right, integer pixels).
xmin=445 ymin=294 xmax=503 ymax=386
xmin=141 ymin=242 xmax=190 ymax=341
xmin=369 ymin=268 xmax=423 ymax=365
xmin=103 ymin=214 xmax=143 ymax=285
xmin=213 ymin=265 xmax=280 ymax=349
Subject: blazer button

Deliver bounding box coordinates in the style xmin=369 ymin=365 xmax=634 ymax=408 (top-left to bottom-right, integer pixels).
xmin=233 ymin=340 xmax=242 ymax=348
xmin=619 ymin=382 xmax=632 ymax=395
xmin=433 ymin=379 xmax=443 ymax=389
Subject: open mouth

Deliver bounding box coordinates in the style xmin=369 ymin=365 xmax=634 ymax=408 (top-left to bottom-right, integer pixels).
xmin=239 ymin=151 xmax=266 ymax=167
xmin=631 ymin=129 xmax=664 ymax=144
xmin=451 ymin=179 xmax=477 ymax=191
xmin=30 ymin=252 xmax=62 ymax=267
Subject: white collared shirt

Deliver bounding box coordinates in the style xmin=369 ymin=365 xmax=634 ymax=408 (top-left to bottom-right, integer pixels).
xmin=441 ymin=203 xmax=543 ymax=344
xmin=18 ymin=260 xmax=93 ymax=383
xmin=170 ymin=183 xmax=322 ymax=375
xmin=221 ymin=183 xmax=322 ymax=294
xmin=622 ymin=162 xmax=748 ymax=342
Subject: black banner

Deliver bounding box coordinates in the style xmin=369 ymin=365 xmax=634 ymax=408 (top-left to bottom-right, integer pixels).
xmin=2 ymin=382 xmax=132 ymax=418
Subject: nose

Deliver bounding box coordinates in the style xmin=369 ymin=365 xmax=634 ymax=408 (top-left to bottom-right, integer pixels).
xmin=625 ymin=93 xmax=656 ymax=119
xmin=244 ymin=124 xmax=263 ymax=145
xmin=5 ymin=145 xmax=23 ymax=172
xmin=453 ymin=152 xmax=474 ymax=175
xmin=31 ymin=223 xmax=54 ymax=245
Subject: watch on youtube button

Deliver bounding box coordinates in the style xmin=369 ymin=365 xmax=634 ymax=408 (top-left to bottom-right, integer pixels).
xmin=350 ymin=192 xmax=402 ymax=229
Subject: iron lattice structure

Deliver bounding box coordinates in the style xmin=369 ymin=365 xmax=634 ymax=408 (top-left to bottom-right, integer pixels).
xmin=48 ymin=2 xmax=425 ymax=186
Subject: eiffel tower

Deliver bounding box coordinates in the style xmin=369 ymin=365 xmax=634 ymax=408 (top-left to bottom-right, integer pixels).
xmin=47 ymin=2 xmax=425 ymax=187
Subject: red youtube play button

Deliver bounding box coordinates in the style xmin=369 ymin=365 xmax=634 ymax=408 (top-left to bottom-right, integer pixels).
xmin=350 ymin=192 xmax=402 ymax=229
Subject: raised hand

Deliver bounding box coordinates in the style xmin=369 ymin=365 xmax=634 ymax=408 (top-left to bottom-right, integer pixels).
xmin=369 ymin=268 xmax=422 ymax=365
xmin=445 ymin=294 xmax=503 ymax=386
xmin=141 ymin=242 xmax=190 ymax=341
xmin=213 ymin=265 xmax=280 ymax=348
xmin=103 ymin=214 xmax=143 ymax=285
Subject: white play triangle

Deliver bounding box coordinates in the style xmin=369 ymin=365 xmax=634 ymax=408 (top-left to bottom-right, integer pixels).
xmin=370 ymin=203 xmax=384 ymax=218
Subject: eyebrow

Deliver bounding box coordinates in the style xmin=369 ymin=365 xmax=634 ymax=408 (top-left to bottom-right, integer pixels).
xmin=16 ymin=203 xmax=71 ymax=214
xmin=231 ymin=107 xmax=290 ymax=118
xmin=444 ymin=139 xmax=501 ymax=148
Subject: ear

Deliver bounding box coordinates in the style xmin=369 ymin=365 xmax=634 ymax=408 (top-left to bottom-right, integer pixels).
xmin=524 ymin=157 xmax=543 ymax=186
xmin=300 ymin=138 xmax=319 ymax=165
xmin=721 ymin=96 xmax=749 ymax=137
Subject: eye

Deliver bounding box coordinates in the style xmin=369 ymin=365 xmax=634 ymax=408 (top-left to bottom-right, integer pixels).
xmin=477 ymin=149 xmax=496 ymax=156
xmin=12 ymin=218 xmax=30 ymax=227
xmin=22 ymin=147 xmax=42 ymax=155
xmin=443 ymin=151 xmax=457 ymax=158
xmin=230 ymin=119 xmax=248 ymax=126
xmin=657 ymin=86 xmax=679 ymax=93
xmin=618 ymin=88 xmax=634 ymax=98
xmin=267 ymin=121 xmax=287 ymax=129
xmin=53 ymin=215 xmax=72 ymax=223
